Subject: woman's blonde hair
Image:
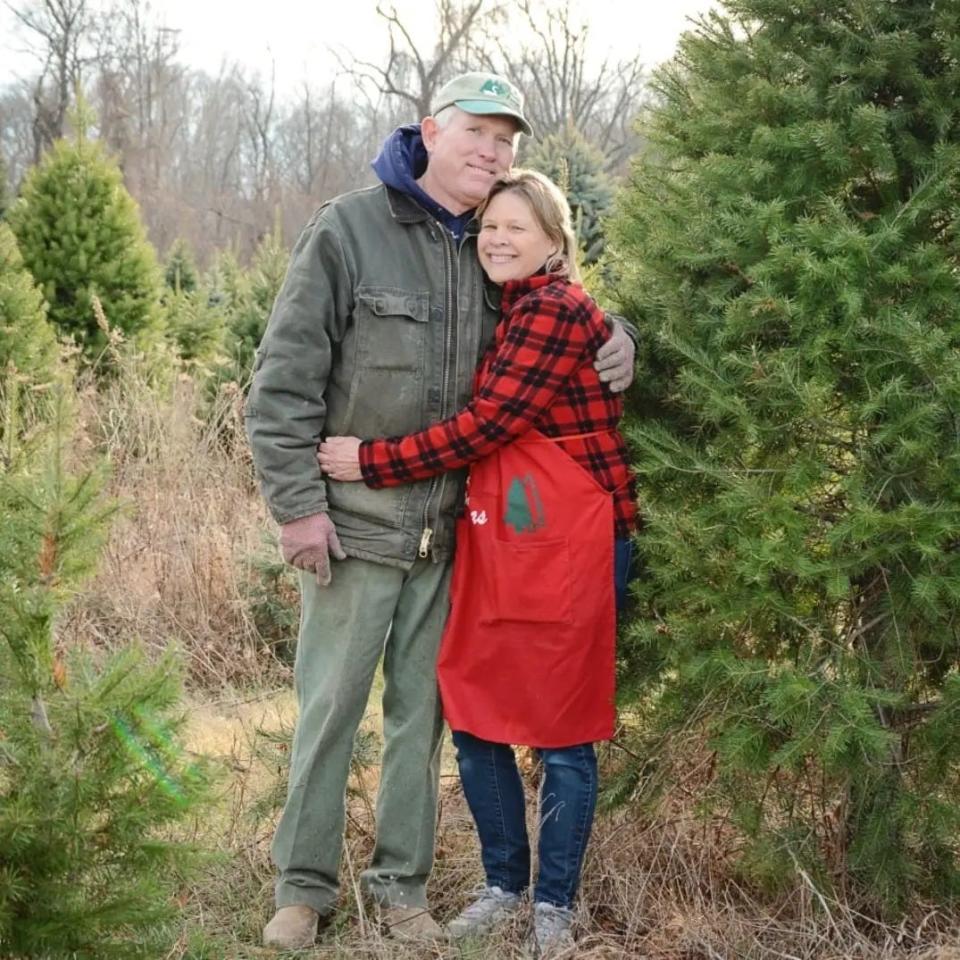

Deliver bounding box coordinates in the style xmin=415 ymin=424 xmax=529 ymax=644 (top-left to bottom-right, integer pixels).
xmin=476 ymin=169 xmax=581 ymax=283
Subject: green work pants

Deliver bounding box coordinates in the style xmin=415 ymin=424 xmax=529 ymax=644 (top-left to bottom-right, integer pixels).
xmin=272 ymin=555 xmax=451 ymax=914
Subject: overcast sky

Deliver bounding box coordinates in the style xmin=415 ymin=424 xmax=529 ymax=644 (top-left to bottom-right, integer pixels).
xmin=1 ymin=0 xmax=720 ymax=97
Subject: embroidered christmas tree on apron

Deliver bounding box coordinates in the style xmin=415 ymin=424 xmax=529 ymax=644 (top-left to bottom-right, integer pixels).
xmin=504 ymin=474 xmax=546 ymax=533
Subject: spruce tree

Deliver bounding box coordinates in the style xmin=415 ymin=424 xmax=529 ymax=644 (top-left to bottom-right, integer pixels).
xmin=8 ymin=125 xmax=162 ymax=357
xmin=610 ymin=0 xmax=960 ymax=911
xmin=163 ymin=286 xmax=228 ymax=367
xmin=217 ymin=225 xmax=289 ymax=386
xmin=163 ymin=238 xmax=199 ymax=294
xmin=0 ymin=152 xmax=10 ymax=221
xmin=162 ymin=239 xmax=226 ymax=368
xmin=0 ymin=222 xmax=59 ymax=385
xmin=525 ymin=125 xmax=615 ymax=265
xmin=0 ymin=389 xmax=209 ymax=957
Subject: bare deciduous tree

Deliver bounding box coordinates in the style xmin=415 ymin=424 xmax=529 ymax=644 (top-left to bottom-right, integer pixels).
xmin=335 ymin=0 xmax=644 ymax=169
xmin=477 ymin=0 xmax=646 ymax=169
xmin=0 ymin=83 xmax=37 ymax=186
xmin=7 ymin=0 xmax=91 ymax=160
xmin=94 ymin=0 xmax=185 ymax=193
xmin=243 ymin=64 xmax=276 ymax=205
xmin=339 ymin=0 xmax=502 ymax=120
xmin=0 ymin=0 xmax=647 ymax=262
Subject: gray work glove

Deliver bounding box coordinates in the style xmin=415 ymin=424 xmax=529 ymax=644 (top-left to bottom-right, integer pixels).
xmin=279 ymin=512 xmax=347 ymax=586
xmin=594 ymin=321 xmax=636 ymax=393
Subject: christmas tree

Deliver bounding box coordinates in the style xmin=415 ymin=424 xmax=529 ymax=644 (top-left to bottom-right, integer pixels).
xmin=7 ymin=113 xmax=163 ymax=358
xmin=164 ymin=287 xmax=228 ymax=369
xmin=610 ymin=0 xmax=960 ymax=911
xmin=0 ymin=222 xmax=59 ymax=386
xmin=0 ymin=152 xmax=10 ymax=222
xmin=525 ymin=125 xmax=615 ymax=266
xmin=0 ymin=389 xmax=210 ymax=955
xmin=224 ymin=221 xmax=289 ymax=385
xmin=163 ymin=238 xmax=200 ymax=295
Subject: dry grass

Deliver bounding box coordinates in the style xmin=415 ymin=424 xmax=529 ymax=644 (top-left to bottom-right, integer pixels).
xmin=167 ymin=693 xmax=960 ymax=960
xmin=54 ymin=362 xmax=960 ymax=959
xmin=60 ymin=354 xmax=289 ymax=689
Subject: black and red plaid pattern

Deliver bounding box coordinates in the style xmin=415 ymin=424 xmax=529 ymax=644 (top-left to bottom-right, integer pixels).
xmin=358 ymin=273 xmax=638 ymax=537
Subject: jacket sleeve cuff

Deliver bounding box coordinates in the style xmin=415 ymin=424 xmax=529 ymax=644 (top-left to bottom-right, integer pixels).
xmin=271 ymin=501 xmax=329 ymax=525
xmin=606 ymin=311 xmax=639 ymax=348
xmin=359 ymin=440 xmax=387 ymax=489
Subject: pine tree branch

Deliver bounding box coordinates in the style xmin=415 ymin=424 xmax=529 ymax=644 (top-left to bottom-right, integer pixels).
xmin=30 ymin=694 xmax=54 ymax=736
xmin=844 ymin=611 xmax=891 ymax=648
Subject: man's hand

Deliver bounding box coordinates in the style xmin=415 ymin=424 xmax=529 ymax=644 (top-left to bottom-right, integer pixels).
xmin=280 ymin=512 xmax=347 ymax=587
xmin=594 ymin=323 xmax=636 ymax=393
xmin=317 ymin=436 xmax=363 ymax=482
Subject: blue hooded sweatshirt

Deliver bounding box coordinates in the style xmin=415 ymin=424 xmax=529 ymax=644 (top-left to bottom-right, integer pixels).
xmin=371 ymin=123 xmax=476 ymax=243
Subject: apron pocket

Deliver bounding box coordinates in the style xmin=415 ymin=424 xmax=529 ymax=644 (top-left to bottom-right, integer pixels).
xmin=481 ymin=537 xmax=573 ymax=625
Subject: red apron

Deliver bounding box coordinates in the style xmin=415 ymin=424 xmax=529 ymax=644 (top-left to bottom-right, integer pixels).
xmin=437 ymin=429 xmax=616 ymax=748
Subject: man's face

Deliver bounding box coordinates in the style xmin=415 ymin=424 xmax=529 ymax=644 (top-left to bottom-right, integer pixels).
xmin=420 ymin=108 xmax=519 ymax=215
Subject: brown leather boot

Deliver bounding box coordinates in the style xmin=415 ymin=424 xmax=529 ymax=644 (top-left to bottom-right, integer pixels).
xmin=262 ymin=904 xmax=320 ymax=949
xmin=379 ymin=904 xmax=444 ymax=942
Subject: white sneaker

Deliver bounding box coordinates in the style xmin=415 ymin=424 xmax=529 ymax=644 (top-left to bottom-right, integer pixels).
xmin=446 ymin=885 xmax=522 ymax=939
xmin=532 ymin=901 xmax=575 ymax=957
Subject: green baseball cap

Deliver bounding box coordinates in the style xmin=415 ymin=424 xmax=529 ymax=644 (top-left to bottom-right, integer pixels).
xmin=431 ymin=72 xmax=533 ymax=137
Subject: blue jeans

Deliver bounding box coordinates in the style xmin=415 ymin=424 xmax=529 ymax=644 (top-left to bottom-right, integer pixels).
xmin=452 ymin=730 xmax=597 ymax=908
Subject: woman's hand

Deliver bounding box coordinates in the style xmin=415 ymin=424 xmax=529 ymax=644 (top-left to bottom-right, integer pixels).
xmin=318 ymin=436 xmax=363 ymax=481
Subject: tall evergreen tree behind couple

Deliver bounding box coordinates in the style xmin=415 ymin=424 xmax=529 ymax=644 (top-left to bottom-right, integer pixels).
xmin=611 ymin=0 xmax=960 ymax=911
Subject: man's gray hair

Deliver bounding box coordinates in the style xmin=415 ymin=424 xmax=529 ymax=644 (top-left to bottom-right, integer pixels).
xmin=431 ymin=104 xmax=521 ymax=140
xmin=433 ymin=105 xmax=457 ymax=129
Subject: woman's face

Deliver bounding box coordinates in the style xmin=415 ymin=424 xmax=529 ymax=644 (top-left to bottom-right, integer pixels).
xmin=477 ymin=190 xmax=556 ymax=284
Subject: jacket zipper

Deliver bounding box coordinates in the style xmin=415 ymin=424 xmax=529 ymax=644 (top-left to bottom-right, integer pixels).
xmin=418 ymin=224 xmax=459 ymax=559
xmin=429 ymin=229 xmax=464 ymax=555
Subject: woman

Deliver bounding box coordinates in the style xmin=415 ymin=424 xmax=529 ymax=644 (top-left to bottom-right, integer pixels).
xmin=318 ymin=169 xmax=637 ymax=956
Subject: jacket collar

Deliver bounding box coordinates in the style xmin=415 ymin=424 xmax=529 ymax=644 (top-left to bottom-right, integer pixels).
xmin=374 ymin=125 xmax=476 ymax=239
xmin=386 ymin=186 xmax=431 ymax=224
xmin=500 ymin=272 xmax=563 ymax=312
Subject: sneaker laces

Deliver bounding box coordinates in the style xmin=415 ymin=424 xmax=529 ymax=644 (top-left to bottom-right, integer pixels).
xmin=459 ymin=885 xmax=520 ymax=920
xmin=534 ymin=901 xmax=574 ymax=945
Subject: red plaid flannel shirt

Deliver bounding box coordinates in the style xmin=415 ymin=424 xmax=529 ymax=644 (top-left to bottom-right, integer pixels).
xmin=358 ymin=273 xmax=638 ymax=537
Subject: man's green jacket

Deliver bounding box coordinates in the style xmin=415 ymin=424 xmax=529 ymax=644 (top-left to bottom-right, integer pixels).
xmin=245 ymin=184 xmax=498 ymax=569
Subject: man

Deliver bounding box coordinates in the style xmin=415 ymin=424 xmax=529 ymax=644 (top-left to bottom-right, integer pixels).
xmin=245 ymin=72 xmax=635 ymax=950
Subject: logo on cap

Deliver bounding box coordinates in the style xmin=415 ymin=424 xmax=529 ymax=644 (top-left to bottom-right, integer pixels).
xmin=480 ymin=79 xmax=509 ymax=97
xmin=480 ymin=78 xmax=519 ymax=108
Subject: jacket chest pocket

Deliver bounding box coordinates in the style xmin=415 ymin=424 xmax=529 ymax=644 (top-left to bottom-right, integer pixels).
xmin=354 ymin=287 xmax=431 ymax=374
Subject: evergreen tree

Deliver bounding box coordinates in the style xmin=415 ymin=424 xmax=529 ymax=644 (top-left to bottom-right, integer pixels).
xmin=0 ymin=152 xmax=10 ymax=221
xmin=163 ymin=285 xmax=228 ymax=367
xmin=525 ymin=125 xmax=615 ymax=265
xmin=8 ymin=125 xmax=163 ymax=357
xmin=214 ymin=225 xmax=289 ymax=387
xmin=0 ymin=222 xmax=59 ymax=385
xmin=162 ymin=240 xmax=227 ymax=367
xmin=610 ymin=0 xmax=960 ymax=911
xmin=206 ymin=247 xmax=247 ymax=319
xmin=0 ymin=389 xmax=209 ymax=956
xmin=163 ymin=238 xmax=199 ymax=294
